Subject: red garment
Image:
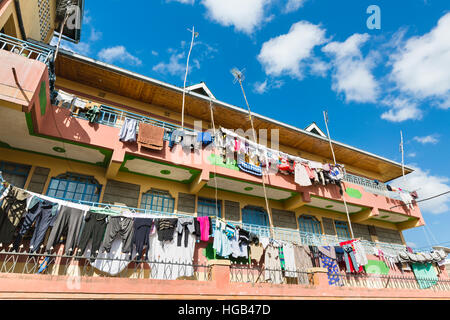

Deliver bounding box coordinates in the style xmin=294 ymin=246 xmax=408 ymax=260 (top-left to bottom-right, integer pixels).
xmin=303 ymin=163 xmax=315 ymax=179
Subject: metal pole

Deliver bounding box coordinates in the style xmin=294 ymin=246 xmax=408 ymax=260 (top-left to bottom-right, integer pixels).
xmin=323 ymin=111 xmax=354 ymax=239
xmin=54 ymin=12 xmax=69 ymax=60
xmin=400 ymin=130 xmax=405 ymax=179
xmin=181 ymin=26 xmax=196 ymax=131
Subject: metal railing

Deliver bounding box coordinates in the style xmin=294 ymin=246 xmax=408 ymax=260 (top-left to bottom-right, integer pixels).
xmin=330 ymin=272 xmax=450 ymax=291
xmin=0 ymin=33 xmax=54 ymax=64
xmin=230 ymin=263 xmax=311 ymax=285
xmin=63 ymin=92 xmax=194 ymax=140
xmin=343 ymin=173 xmax=387 ymax=192
xmin=0 ymin=243 xmax=211 ymax=281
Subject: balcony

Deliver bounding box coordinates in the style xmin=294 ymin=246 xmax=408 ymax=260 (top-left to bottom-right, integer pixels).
xmin=0 ymin=33 xmax=54 ymax=64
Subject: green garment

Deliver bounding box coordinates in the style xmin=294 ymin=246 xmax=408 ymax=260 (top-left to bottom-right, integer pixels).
xmin=278 ymin=247 xmax=285 ymax=270
xmin=411 ymin=262 xmax=438 ymax=289
xmin=364 ymin=260 xmax=390 ymax=275
xmin=86 ymin=106 xmax=100 ymax=123
xmin=89 ymin=207 xmax=121 ymax=216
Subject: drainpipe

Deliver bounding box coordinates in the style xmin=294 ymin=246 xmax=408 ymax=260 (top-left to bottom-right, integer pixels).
xmin=13 ymin=0 xmax=27 ymax=40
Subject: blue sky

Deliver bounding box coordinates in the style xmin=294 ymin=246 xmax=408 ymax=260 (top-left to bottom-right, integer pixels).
xmin=55 ymin=0 xmax=450 ymax=251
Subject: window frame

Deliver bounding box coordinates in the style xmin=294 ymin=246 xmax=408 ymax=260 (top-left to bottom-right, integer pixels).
xmin=140 ymin=189 xmax=175 ymax=213
xmin=46 ymin=173 xmax=102 ymax=203
xmin=197 ymin=197 xmax=221 ymax=218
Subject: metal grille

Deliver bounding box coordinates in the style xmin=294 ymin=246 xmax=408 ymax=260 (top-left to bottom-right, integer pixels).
xmin=230 ymin=263 xmax=311 ymax=285
xmin=331 ymin=272 xmax=450 ymax=291
xmin=0 ymin=244 xmax=211 ymax=281
xmin=37 ymin=0 xmax=51 ymax=41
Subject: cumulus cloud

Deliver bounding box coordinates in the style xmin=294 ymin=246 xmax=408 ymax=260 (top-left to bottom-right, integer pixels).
xmin=153 ymin=52 xmax=188 ymax=78
xmin=389 ymin=12 xmax=450 ymax=108
xmin=380 ymin=96 xmax=422 ymax=122
xmin=322 ymin=33 xmax=379 ymax=103
xmin=257 ymin=21 xmax=327 ymax=79
xmin=413 ymin=135 xmax=439 ymax=145
xmin=284 ymin=0 xmax=307 ymax=13
xmin=98 ymin=46 xmax=142 ymax=66
xmin=391 ymin=166 xmax=450 ymax=215
xmin=201 ymin=0 xmax=272 ymax=34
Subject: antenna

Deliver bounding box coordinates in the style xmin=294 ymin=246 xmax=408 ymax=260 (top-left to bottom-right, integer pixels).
xmin=181 ymin=26 xmax=199 ymax=130
xmin=54 ymin=0 xmax=75 ymax=60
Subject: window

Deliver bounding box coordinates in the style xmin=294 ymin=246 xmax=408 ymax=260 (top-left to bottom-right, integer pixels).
xmin=46 ymin=173 xmax=101 ymax=202
xmin=197 ymin=197 xmax=221 ymax=217
xmin=298 ymin=215 xmax=322 ymax=235
xmin=140 ymin=189 xmax=174 ymax=213
xmin=242 ymin=206 xmax=270 ymax=237
xmin=335 ymin=221 xmax=351 ymax=239
xmin=0 ymin=161 xmax=31 ymax=188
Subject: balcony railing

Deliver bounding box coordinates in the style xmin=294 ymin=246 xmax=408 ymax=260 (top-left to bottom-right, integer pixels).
xmin=64 ymin=93 xmax=194 ymax=140
xmin=0 ymin=244 xmax=211 ymax=281
xmin=331 ymin=272 xmax=450 ymax=291
xmin=0 ymin=33 xmax=54 ymax=64
xmin=230 ymin=263 xmax=311 ymax=285
xmin=343 ymin=173 xmax=387 ymax=191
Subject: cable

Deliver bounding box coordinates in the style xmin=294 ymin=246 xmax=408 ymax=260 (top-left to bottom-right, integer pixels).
xmin=389 ymin=190 xmax=450 ymax=209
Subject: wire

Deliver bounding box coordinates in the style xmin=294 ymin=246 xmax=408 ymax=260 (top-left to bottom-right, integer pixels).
xmin=389 ymin=190 xmax=450 ymax=209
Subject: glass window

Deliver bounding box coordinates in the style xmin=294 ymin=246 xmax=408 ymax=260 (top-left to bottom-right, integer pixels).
xmin=335 ymin=221 xmax=351 ymax=239
xmin=197 ymin=197 xmax=221 ymax=218
xmin=140 ymin=189 xmax=174 ymax=213
xmin=46 ymin=172 xmax=101 ymax=203
xmin=0 ymin=161 xmax=31 ymax=188
xmin=242 ymin=206 xmax=270 ymax=237
xmin=298 ymin=215 xmax=322 ymax=235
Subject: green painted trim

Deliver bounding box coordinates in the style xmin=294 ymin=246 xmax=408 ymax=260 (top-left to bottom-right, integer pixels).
xmin=52 ymin=146 xmax=66 ymax=153
xmin=207 ymin=153 xmax=239 ymax=171
xmin=303 ymin=204 xmax=363 ymax=216
xmin=209 ymin=173 xmax=297 ymax=196
xmin=160 ymin=170 xmax=171 ymax=175
xmin=204 ymin=184 xmax=294 ymax=202
xmin=368 ymin=216 xmax=413 ymax=224
xmin=345 ymin=187 xmax=362 ymax=199
xmin=24 ymin=113 xmax=113 ymax=167
xmin=39 ymin=81 xmax=47 ymax=116
xmin=120 ymin=153 xmax=200 ymax=184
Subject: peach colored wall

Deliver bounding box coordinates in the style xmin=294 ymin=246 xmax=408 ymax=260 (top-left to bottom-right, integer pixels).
xmin=29 ymin=101 xmax=424 ymax=225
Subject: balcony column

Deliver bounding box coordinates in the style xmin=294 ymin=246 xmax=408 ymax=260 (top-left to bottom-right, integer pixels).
xmin=307 ymin=267 xmax=330 ymax=289
xmin=207 ymin=259 xmax=231 ymax=289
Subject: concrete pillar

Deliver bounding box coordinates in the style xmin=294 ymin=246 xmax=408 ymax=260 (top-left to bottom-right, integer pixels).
xmin=307 ymin=267 xmax=329 ymax=288
xmin=207 ymin=259 xmax=231 ymax=289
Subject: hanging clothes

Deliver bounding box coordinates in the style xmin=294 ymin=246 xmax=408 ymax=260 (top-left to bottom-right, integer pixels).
xmin=76 ymin=211 xmax=108 ymax=259
xmin=197 ymin=132 xmax=213 ymax=146
xmin=131 ymin=218 xmax=153 ymax=260
xmin=282 ymin=242 xmax=297 ymax=277
xmin=182 ymin=131 xmax=201 ymax=150
xmin=293 ymin=244 xmax=314 ymax=271
xmin=411 ymin=262 xmax=439 ymax=289
xmin=213 ymin=220 xmax=232 ymax=258
xmin=138 ymin=123 xmax=165 ymax=150
xmin=353 ymin=239 xmax=368 ymax=268
xmin=12 ymin=199 xmax=58 ymax=252
xmin=86 ymin=105 xmax=101 ymax=123
xmin=339 ymin=240 xmax=362 ymax=273
xmin=250 ymin=242 xmax=264 ymax=264
xmin=89 ymin=237 xmax=130 ymax=276
xmin=294 ymin=162 xmax=313 ymax=186
xmin=318 ymin=247 xmax=341 ymax=286
xmin=197 ymin=216 xmax=210 ymax=242
xmin=119 ymin=118 xmax=138 ymax=142
xmin=176 ymin=218 xmax=195 ymax=248
xmin=264 ymin=244 xmax=284 ymax=284
xmin=169 ymin=129 xmax=185 ymax=149
xmin=45 ymin=206 xmax=85 ymax=255
xmin=101 ymin=216 xmax=135 ymax=255
xmin=155 ymin=218 xmax=177 ymax=242
xmin=148 ymin=230 xmax=196 ymax=280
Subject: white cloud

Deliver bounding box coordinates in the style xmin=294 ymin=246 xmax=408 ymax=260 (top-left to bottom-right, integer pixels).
xmin=201 ymin=0 xmax=272 ymax=34
xmin=89 ymin=28 xmax=102 ymax=42
xmin=257 ymin=21 xmax=327 ymax=79
xmin=284 ymin=0 xmax=307 ymax=13
xmin=391 ymin=166 xmax=450 ymax=214
xmin=390 ymin=12 xmax=450 ymax=108
xmin=413 ymin=135 xmax=439 ymax=145
xmin=253 ymin=79 xmax=284 ymax=94
xmin=407 ymin=152 xmax=417 ymax=158
xmin=322 ymin=33 xmax=379 ymax=103
xmin=97 ymin=46 xmax=142 ymax=66
xmin=50 ymin=37 xmax=91 ymax=56
xmin=380 ymin=96 xmax=422 ymax=122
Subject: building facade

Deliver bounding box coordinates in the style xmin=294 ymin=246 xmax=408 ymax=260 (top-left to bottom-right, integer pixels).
xmin=0 ymin=0 xmax=448 ymax=299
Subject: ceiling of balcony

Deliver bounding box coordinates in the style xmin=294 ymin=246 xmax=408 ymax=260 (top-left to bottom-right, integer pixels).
xmin=55 ymin=52 xmax=413 ymax=182
xmin=0 ymin=106 xmax=110 ymax=167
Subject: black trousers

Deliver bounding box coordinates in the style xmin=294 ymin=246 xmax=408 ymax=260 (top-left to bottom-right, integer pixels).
xmin=13 ymin=200 xmax=57 ymax=252
xmin=132 ymin=218 xmax=153 ymax=261
xmin=77 ymin=211 xmax=107 ymax=258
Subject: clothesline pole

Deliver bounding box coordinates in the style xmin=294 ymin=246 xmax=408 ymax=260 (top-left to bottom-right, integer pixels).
xmin=400 ymin=130 xmax=405 ymax=181
xmin=323 ymin=111 xmax=354 ymax=239
xmin=232 ymin=68 xmax=274 ymax=239
xmin=209 ymin=98 xmax=219 ymax=217
xmin=181 ymin=26 xmax=198 ymax=131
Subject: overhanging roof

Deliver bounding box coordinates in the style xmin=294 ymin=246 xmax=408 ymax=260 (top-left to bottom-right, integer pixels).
xmin=53 ymin=49 xmax=413 ymax=182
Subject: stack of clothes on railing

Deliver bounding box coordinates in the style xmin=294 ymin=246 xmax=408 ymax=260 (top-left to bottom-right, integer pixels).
xmin=396 ymin=249 xmax=448 ymax=289
xmin=54 ymin=90 xmax=102 ymax=124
